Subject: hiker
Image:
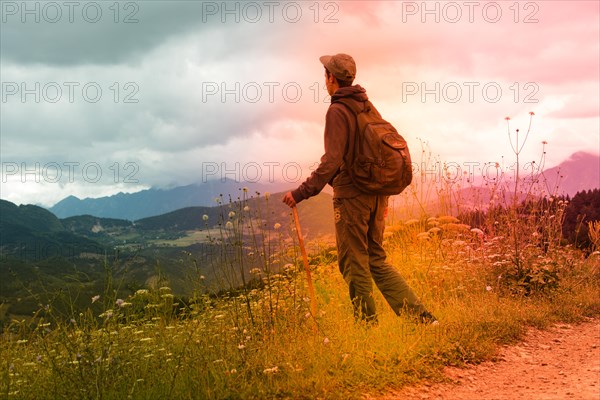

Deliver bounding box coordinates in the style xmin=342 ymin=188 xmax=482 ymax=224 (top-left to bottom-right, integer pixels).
xmin=282 ymin=53 xmax=437 ymax=325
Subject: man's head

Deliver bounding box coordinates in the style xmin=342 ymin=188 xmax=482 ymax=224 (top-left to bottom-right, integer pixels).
xmin=320 ymin=53 xmax=356 ymax=94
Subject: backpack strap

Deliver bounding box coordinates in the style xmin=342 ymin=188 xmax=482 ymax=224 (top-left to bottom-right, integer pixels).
xmin=333 ymin=98 xmax=371 ymax=115
xmin=331 ymin=98 xmax=372 ymax=177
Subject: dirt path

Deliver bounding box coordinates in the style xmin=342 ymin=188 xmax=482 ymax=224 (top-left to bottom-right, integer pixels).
xmin=376 ymin=318 xmax=600 ymax=400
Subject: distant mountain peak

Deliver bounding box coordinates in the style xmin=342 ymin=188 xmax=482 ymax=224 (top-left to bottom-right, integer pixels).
xmin=48 ymin=180 xmax=293 ymax=220
xmin=565 ymin=151 xmax=599 ymax=162
xmin=535 ymin=151 xmax=598 ymax=197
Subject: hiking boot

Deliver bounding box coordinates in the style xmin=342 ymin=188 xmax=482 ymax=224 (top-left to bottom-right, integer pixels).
xmin=418 ymin=311 xmax=439 ymax=325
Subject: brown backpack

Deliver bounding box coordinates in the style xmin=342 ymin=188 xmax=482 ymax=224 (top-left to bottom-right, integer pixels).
xmin=335 ymin=98 xmax=413 ymax=195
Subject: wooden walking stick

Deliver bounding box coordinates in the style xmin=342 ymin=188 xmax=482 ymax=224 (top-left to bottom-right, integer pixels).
xmin=292 ymin=206 xmax=317 ymax=318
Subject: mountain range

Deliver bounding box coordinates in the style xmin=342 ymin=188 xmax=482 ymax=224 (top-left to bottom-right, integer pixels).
xmin=49 ymin=179 xmax=291 ymax=220
xmin=45 ymin=152 xmax=599 ymax=221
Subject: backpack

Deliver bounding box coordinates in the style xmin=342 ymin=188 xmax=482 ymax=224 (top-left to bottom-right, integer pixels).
xmin=334 ymin=98 xmax=413 ymax=195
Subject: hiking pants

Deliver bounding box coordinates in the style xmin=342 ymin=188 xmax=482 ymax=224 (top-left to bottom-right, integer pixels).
xmin=333 ymin=193 xmax=427 ymax=322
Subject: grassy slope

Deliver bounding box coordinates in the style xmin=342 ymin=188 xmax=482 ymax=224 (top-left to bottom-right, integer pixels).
xmin=1 ymin=226 xmax=598 ymax=399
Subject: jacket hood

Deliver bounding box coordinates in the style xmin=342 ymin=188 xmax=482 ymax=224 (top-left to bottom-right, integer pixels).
xmin=331 ymin=84 xmax=368 ymax=103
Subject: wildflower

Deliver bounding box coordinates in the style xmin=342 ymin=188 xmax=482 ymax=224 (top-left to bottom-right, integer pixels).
xmin=115 ymin=299 xmax=125 ymax=307
xmin=237 ymin=344 xmax=246 ymax=350
xmin=200 ymin=275 xmax=205 ymax=280
xmin=263 ymin=366 xmax=279 ymax=374
xmin=323 ymin=337 xmax=330 ymax=345
xmin=438 ymin=215 xmax=460 ymax=224
xmin=486 ymin=286 xmax=492 ymax=292
xmin=428 ymin=227 xmax=441 ymax=235
xmin=136 ymin=289 xmax=148 ymax=295
xmin=225 ymin=221 xmax=234 ymax=229
xmin=243 ymin=205 xmax=250 ymax=212
xmin=283 ymin=263 xmax=294 ymax=272
xmin=228 ymin=211 xmax=236 ymax=218
xmin=91 ymin=295 xmax=100 ymax=303
xmin=529 ymin=111 xmax=535 ymax=116
xmin=471 ymin=228 xmax=484 ymax=237
xmin=230 ymin=368 xmax=237 ymax=374
xmin=417 ymin=232 xmax=430 ymax=240
xmin=159 ymin=286 xmax=171 ymax=292
xmin=274 ymin=223 xmax=281 ymax=230
xmin=202 ymin=214 xmax=209 ymax=221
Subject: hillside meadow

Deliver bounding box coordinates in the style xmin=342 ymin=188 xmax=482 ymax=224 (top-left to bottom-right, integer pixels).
xmin=1 ymin=187 xmax=599 ymax=399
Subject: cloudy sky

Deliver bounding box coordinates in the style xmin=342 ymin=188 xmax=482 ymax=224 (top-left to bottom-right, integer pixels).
xmin=1 ymin=0 xmax=598 ymax=207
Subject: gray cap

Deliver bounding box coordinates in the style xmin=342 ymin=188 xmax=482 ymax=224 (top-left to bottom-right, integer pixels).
xmin=319 ymin=53 xmax=356 ymax=81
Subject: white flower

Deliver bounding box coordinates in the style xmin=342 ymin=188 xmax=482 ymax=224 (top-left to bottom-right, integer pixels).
xmin=237 ymin=344 xmax=245 ymax=350
xmin=225 ymin=221 xmax=234 ymax=229
xmin=486 ymin=286 xmax=492 ymax=292
xmin=323 ymin=337 xmax=330 ymax=345
xmin=202 ymin=214 xmax=209 ymax=221
xmin=91 ymin=295 xmax=100 ymax=303
xmin=243 ymin=206 xmax=250 ymax=212
xmin=274 ymin=223 xmax=281 ymax=230
xmin=136 ymin=289 xmax=148 ymax=295
xmin=228 ymin=211 xmax=236 ymax=218
xmin=115 ymin=298 xmax=125 ymax=307
xmin=263 ymin=366 xmax=279 ymax=374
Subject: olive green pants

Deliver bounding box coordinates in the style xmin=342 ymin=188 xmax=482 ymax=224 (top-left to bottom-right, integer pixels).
xmin=333 ymin=194 xmax=426 ymax=322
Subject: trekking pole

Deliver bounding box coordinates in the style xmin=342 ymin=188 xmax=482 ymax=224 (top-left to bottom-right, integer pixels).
xmin=292 ymin=206 xmax=317 ymax=318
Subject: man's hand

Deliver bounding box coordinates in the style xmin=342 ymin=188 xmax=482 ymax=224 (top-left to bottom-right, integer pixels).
xmin=282 ymin=192 xmax=297 ymax=208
